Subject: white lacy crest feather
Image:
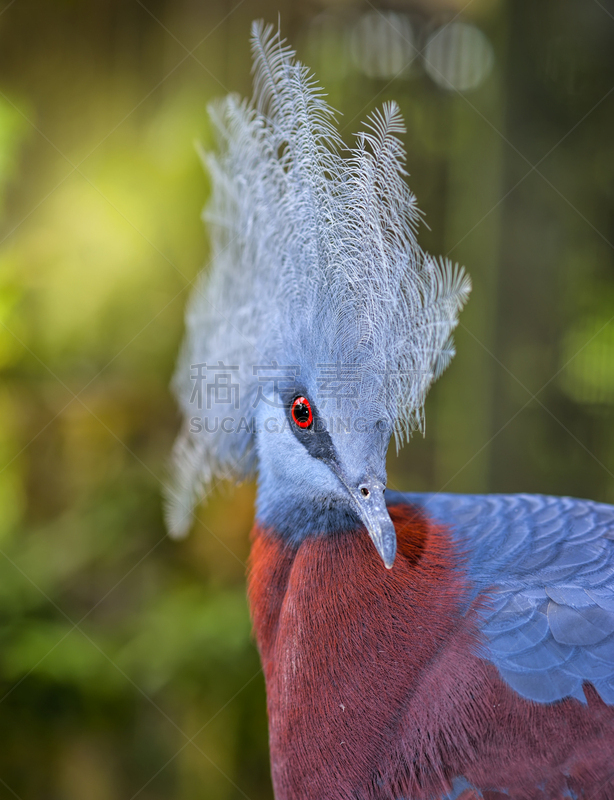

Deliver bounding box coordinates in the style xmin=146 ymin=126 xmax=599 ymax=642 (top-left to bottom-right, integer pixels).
xmin=165 ymin=21 xmax=471 ymax=538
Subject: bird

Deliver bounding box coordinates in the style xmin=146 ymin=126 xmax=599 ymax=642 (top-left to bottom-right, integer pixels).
xmin=166 ymin=21 xmax=614 ymax=800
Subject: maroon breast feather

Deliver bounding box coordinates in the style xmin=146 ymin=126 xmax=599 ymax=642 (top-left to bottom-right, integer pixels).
xmin=248 ymin=504 xmax=614 ymax=800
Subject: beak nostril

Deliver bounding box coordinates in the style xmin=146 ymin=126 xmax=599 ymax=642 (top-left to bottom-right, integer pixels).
xmin=360 ymin=486 xmax=370 ymax=498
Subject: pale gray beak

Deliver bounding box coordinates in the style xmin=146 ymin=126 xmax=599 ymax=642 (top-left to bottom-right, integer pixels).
xmin=349 ymin=479 xmax=397 ymax=569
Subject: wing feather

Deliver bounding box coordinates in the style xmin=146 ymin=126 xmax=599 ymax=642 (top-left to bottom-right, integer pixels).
xmin=387 ymin=491 xmax=614 ymax=705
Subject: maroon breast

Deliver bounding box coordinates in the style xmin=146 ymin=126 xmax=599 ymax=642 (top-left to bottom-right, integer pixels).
xmin=248 ymin=504 xmax=614 ymax=800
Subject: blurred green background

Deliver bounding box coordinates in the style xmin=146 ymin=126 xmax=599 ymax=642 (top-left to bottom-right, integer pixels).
xmin=0 ymin=0 xmax=613 ymax=797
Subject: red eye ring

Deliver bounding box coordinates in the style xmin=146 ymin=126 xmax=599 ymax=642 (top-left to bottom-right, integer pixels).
xmin=291 ymin=396 xmax=313 ymax=429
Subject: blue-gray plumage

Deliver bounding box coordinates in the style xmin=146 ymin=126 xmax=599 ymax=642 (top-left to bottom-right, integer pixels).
xmin=167 ymin=21 xmax=614 ymax=800
xmin=166 ymin=21 xmax=470 ymax=543
xmin=388 ymin=492 xmax=614 ymax=705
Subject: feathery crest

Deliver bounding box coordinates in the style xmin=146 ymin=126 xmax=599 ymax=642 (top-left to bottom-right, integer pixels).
xmin=165 ymin=21 xmax=471 ymax=537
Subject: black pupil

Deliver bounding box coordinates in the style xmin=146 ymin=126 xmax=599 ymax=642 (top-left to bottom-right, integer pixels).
xmin=294 ymin=401 xmax=310 ymax=424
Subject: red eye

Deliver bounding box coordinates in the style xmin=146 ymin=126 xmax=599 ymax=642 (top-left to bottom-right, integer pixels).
xmin=291 ymin=396 xmax=313 ymax=429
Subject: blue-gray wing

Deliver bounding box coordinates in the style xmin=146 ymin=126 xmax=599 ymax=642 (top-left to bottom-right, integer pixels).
xmin=386 ymin=491 xmax=614 ymax=705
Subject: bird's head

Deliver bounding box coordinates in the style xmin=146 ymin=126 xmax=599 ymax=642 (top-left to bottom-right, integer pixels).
xmin=254 ymin=373 xmax=396 ymax=566
xmin=165 ymin=21 xmax=470 ymax=568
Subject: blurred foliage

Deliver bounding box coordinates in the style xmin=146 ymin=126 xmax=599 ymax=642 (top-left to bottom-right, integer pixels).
xmin=0 ymin=0 xmax=612 ymax=798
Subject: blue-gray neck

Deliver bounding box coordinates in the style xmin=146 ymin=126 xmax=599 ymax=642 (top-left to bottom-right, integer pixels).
xmin=255 ymin=477 xmax=362 ymax=546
